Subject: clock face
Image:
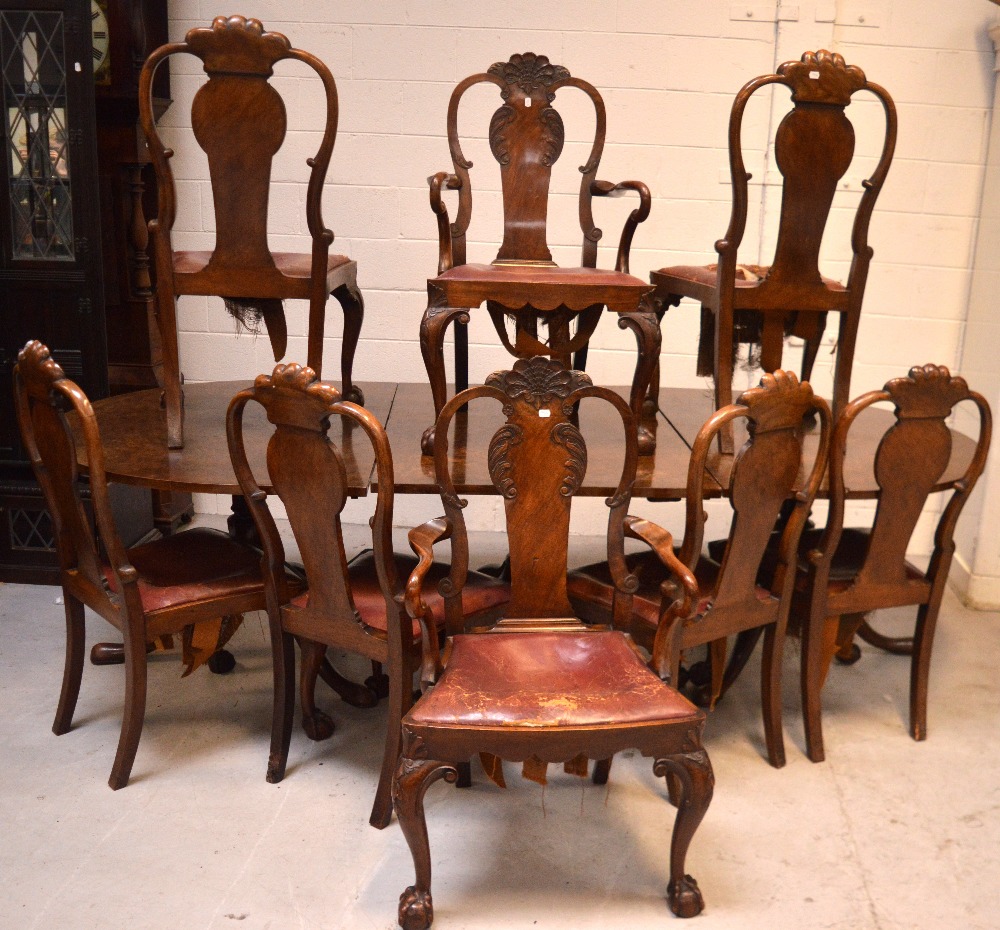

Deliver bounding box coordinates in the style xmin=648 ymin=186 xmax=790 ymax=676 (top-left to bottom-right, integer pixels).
xmin=90 ymin=0 xmax=110 ymax=82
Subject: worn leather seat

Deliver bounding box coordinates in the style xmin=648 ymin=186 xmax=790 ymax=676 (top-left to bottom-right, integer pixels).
xmin=407 ymin=630 xmax=700 ymax=731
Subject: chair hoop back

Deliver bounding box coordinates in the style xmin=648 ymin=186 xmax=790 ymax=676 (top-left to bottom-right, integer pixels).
xmin=685 ymin=370 xmax=831 ymax=611
xmin=446 ymin=53 xmax=606 ymax=267
xmin=13 ymin=341 xmax=121 ymax=593
xmin=226 ymin=364 xmax=399 ymax=631
xmin=722 ymin=50 xmax=896 ymax=300
xmin=431 ymin=356 xmax=637 ymax=624
xmin=139 ymin=15 xmax=338 ymax=272
xmin=821 ymin=364 xmax=992 ymax=593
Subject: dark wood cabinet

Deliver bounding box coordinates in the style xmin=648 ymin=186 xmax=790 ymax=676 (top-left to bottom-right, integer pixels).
xmin=0 ymin=0 xmax=178 ymax=582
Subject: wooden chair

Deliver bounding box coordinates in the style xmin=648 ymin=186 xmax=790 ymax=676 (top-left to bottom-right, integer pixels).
xmin=226 ymin=363 xmax=508 ymax=828
xmin=392 ymin=356 xmax=713 ymax=929
xmin=13 ymin=340 xmax=273 ymax=790
xmin=569 ymin=371 xmax=831 ymax=768
xmin=139 ymin=15 xmax=364 ymax=449
xmin=650 ymin=50 xmax=896 ymax=453
xmin=790 ymin=364 xmax=991 ymax=763
xmin=420 ymin=52 xmax=659 ymax=456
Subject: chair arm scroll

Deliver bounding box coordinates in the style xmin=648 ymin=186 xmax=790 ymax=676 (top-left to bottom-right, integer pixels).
xmin=624 ymin=516 xmax=700 ymax=682
xmin=428 ymin=172 xmax=462 ymax=274
xmin=590 ymin=179 xmax=651 ymax=274
xmin=406 ymin=517 xmax=452 ymax=688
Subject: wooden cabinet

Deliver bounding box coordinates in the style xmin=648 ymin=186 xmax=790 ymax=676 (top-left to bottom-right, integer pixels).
xmin=0 ymin=0 xmax=178 ymax=582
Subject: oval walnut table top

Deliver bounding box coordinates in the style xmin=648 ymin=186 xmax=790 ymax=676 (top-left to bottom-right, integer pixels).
xmin=383 ymin=383 xmax=709 ymax=499
xmin=73 ymin=381 xmax=395 ymax=496
xmin=661 ymin=387 xmax=979 ymax=499
xmin=383 ymin=384 xmax=979 ymax=501
xmin=74 ymin=380 xmax=978 ymax=501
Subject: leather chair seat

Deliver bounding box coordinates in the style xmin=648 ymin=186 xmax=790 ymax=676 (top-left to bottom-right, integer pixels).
xmin=794 ymin=527 xmax=922 ymax=587
xmin=173 ymin=251 xmax=353 ymax=295
xmin=432 ymin=263 xmax=651 ymax=314
xmin=102 ymin=527 xmax=265 ymax=614
xmin=568 ymin=550 xmax=772 ymax=631
xmin=406 ymin=630 xmax=700 ymax=730
xmin=657 ymin=262 xmax=845 ymax=295
xmin=290 ymin=551 xmax=510 ymax=638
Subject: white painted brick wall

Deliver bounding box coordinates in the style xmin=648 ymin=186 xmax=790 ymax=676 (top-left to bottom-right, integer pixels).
xmin=169 ymin=1 xmax=998 ymax=552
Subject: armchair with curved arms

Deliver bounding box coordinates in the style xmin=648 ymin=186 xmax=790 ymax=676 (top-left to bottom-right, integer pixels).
xmin=389 ymin=356 xmax=714 ymax=929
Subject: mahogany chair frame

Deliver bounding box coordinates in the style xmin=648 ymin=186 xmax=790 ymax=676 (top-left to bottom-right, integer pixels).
xmin=793 ymin=365 xmax=991 ymax=762
xmin=421 ymin=52 xmax=659 ymax=456
xmin=651 ymin=50 xmax=896 ymax=453
xmin=569 ymin=371 xmax=831 ymax=767
xmin=392 ymin=356 xmax=713 ymax=929
xmin=140 ymin=15 xmax=364 ymax=449
xmin=661 ymin=372 xmax=830 ymax=766
xmin=226 ymin=363 xmax=410 ymax=829
xmin=14 ymin=340 xmax=270 ymax=790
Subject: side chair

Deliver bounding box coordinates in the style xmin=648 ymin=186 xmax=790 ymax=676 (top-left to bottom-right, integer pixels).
xmin=226 ymin=363 xmax=508 ymax=828
xmin=569 ymin=371 xmax=831 ymax=767
xmin=14 ymin=339 xmax=274 ymax=790
xmin=790 ymin=364 xmax=991 ymax=762
xmin=650 ymin=50 xmax=896 ymax=452
xmin=392 ymin=356 xmax=713 ymax=929
xmin=140 ymin=15 xmax=364 ymax=448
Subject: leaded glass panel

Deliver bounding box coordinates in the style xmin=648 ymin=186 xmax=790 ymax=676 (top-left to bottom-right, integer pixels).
xmin=1 ymin=9 xmax=73 ymax=260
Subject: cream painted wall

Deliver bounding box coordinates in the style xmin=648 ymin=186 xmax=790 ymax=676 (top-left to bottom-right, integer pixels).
xmin=162 ymin=1 xmax=999 ymax=555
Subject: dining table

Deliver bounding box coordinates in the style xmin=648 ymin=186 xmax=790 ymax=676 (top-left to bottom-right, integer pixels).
xmin=77 ymin=379 xmax=979 ymax=511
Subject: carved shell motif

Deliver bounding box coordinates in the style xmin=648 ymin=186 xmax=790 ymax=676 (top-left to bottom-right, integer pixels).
xmin=486 ymin=357 xmax=591 ymax=410
xmin=488 ymin=52 xmax=570 ymax=95
xmin=778 ymin=49 xmax=866 ymax=106
xmin=887 ymin=364 xmax=969 ymax=420
xmin=254 ymin=362 xmax=341 ymax=405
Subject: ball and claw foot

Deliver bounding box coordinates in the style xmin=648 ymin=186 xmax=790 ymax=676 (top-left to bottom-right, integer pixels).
xmin=667 ymin=874 xmax=704 ymax=918
xmin=420 ymin=426 xmax=436 ymax=457
xmin=302 ymin=709 xmax=335 ymax=741
xmin=344 ymin=385 xmax=365 ymax=405
xmin=398 ymin=886 xmax=434 ymax=930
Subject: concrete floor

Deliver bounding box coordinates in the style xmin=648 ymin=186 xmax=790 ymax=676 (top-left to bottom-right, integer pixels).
xmin=2 ymin=525 xmax=999 ymax=930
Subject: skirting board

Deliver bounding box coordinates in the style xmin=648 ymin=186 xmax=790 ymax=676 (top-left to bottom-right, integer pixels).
xmin=950 ymin=551 xmax=1000 ymax=610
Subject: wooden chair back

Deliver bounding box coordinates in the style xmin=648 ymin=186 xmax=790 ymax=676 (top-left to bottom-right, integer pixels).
xmin=227 ymin=364 xmax=401 ymax=642
xmin=429 ymin=356 xmax=638 ymax=632
xmin=816 ymin=365 xmax=991 ymax=607
xmin=14 ymin=340 xmax=125 ymax=603
xmin=444 ymin=53 xmax=607 ymax=268
xmin=139 ymin=15 xmax=338 ymax=294
xmin=721 ymin=50 xmax=896 ymax=308
xmin=683 ymin=371 xmax=831 ymax=618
